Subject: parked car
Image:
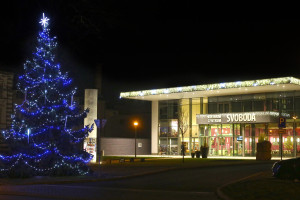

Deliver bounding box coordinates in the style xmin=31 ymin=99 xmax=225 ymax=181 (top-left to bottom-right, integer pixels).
xmin=272 ymin=158 xmax=300 ymax=179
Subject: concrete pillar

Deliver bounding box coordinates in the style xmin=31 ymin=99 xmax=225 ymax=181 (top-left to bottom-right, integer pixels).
xmin=189 ymin=98 xmax=192 ymax=153
xmin=84 ymin=89 xmax=98 ymax=163
xmin=151 ymin=101 xmax=159 ymax=154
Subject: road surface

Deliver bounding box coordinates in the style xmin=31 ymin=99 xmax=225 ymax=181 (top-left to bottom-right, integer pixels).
xmin=0 ymin=162 xmax=272 ymax=200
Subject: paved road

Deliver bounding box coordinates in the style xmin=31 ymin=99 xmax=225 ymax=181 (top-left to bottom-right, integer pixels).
xmin=0 ymin=163 xmax=272 ymax=200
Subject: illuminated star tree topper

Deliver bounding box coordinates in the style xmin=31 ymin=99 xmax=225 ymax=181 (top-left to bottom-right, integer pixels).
xmin=39 ymin=13 xmax=49 ymax=28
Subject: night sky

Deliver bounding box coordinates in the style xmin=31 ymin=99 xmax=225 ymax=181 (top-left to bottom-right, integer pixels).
xmin=1 ymin=1 xmax=300 ymax=103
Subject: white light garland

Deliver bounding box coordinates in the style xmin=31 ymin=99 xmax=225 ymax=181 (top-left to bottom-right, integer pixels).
xmin=120 ymin=77 xmax=300 ymax=98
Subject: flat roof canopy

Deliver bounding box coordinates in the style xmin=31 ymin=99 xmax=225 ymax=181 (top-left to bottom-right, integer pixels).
xmin=120 ymin=77 xmax=300 ymax=101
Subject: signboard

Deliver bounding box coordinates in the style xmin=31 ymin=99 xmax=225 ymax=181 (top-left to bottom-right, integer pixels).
xmin=196 ymin=111 xmax=285 ymax=125
xmin=278 ymin=129 xmax=286 ymax=134
xmin=236 ymin=136 xmax=243 ymax=141
xmin=278 ymin=117 xmax=286 ymax=128
xmin=84 ymin=138 xmax=96 ymax=162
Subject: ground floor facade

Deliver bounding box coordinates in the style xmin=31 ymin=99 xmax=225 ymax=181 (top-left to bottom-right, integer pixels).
xmin=152 ymin=100 xmax=300 ymax=158
xmin=157 ymin=121 xmax=300 ymax=157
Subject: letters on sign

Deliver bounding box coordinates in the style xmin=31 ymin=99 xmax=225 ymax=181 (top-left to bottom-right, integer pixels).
xmin=226 ymin=113 xmax=256 ymax=123
xmin=197 ymin=111 xmax=287 ymax=125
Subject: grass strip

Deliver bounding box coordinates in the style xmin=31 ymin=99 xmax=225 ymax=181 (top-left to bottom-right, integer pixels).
xmin=221 ymin=172 xmax=300 ymax=200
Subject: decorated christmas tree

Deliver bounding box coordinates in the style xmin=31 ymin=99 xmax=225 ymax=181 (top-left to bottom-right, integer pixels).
xmin=0 ymin=13 xmax=93 ymax=177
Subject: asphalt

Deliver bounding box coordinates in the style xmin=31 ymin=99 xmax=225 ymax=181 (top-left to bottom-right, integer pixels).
xmin=0 ymin=156 xmax=281 ymax=200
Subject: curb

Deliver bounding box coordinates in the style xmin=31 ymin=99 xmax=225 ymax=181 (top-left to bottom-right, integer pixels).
xmin=216 ymin=171 xmax=264 ymax=200
xmin=0 ymin=167 xmax=177 ymax=186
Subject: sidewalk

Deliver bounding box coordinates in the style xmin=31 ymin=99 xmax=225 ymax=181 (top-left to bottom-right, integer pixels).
xmin=0 ymin=165 xmax=173 ymax=186
xmin=112 ymin=154 xmax=291 ymax=160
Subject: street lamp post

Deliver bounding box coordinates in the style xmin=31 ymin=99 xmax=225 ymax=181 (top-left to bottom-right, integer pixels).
xmin=133 ymin=121 xmax=138 ymax=158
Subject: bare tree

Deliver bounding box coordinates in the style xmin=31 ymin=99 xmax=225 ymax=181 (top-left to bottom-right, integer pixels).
xmin=178 ymin=109 xmax=189 ymax=163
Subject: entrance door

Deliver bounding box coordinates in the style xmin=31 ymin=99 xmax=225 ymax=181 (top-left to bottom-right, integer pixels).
xmin=220 ymin=136 xmax=233 ymax=156
xmin=233 ymin=124 xmax=243 ymax=156
xmin=209 ymin=125 xmax=220 ymax=156
xmin=219 ymin=124 xmax=233 ymax=156
xmin=208 ymin=124 xmax=233 ymax=156
xmin=244 ymin=124 xmax=255 ymax=156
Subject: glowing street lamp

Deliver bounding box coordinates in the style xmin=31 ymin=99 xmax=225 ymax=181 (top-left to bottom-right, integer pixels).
xmin=133 ymin=121 xmax=139 ymax=158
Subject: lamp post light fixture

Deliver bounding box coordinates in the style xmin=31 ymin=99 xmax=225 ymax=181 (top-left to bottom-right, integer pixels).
xmin=133 ymin=121 xmax=139 ymax=158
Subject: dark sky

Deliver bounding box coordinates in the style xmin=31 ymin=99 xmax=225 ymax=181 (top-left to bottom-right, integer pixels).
xmin=1 ymin=1 xmax=300 ymax=103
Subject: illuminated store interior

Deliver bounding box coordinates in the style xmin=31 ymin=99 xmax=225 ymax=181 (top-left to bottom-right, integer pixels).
xmin=120 ymin=77 xmax=300 ymax=157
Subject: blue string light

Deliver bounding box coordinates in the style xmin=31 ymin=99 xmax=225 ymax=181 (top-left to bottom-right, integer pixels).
xmin=0 ymin=13 xmax=93 ymax=176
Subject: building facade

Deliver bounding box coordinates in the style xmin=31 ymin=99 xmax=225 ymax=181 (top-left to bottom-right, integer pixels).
xmin=100 ymin=137 xmax=151 ymax=156
xmin=120 ymin=77 xmax=300 ymax=157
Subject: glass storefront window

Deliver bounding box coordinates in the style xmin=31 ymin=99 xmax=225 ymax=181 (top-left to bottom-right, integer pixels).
xmin=191 ymin=138 xmax=199 ymax=151
xmin=209 ymin=125 xmax=220 ymax=156
xmin=159 ymin=138 xmax=167 ymax=155
xmin=295 ymin=97 xmax=300 ymax=116
xmin=159 ymin=126 xmax=168 ymax=137
xmin=282 ymin=123 xmax=294 ymax=157
xmin=232 ymin=102 xmax=242 ymax=112
xmin=208 ymin=103 xmax=217 ymax=113
xmin=159 ymin=100 xmax=178 ymax=120
xmin=283 ymin=136 xmax=293 ymax=156
xmin=253 ymin=100 xmax=265 ymax=111
xmin=181 ymin=137 xmax=189 ymax=154
xmin=221 ymin=124 xmax=232 ymax=156
xmin=268 ymin=123 xmax=294 ymax=157
xmin=170 ymin=138 xmax=178 ymax=155
xmin=296 ymin=136 xmax=300 ymax=157
xmin=233 ymin=124 xmax=242 ymax=156
xmin=255 ymin=124 xmax=267 ymax=141
xmin=209 ymin=135 xmax=218 ymax=156
xmin=243 ymin=101 xmax=252 ymax=112
xmin=159 ymin=138 xmax=178 ymax=155
xmin=191 ymin=125 xmax=199 ymax=137
xmin=296 ymin=122 xmax=300 ymax=136
xmin=159 ymin=119 xmax=178 ymax=137
xmin=269 ymin=125 xmax=279 ymax=156
xmin=244 ymin=124 xmax=254 ymax=156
